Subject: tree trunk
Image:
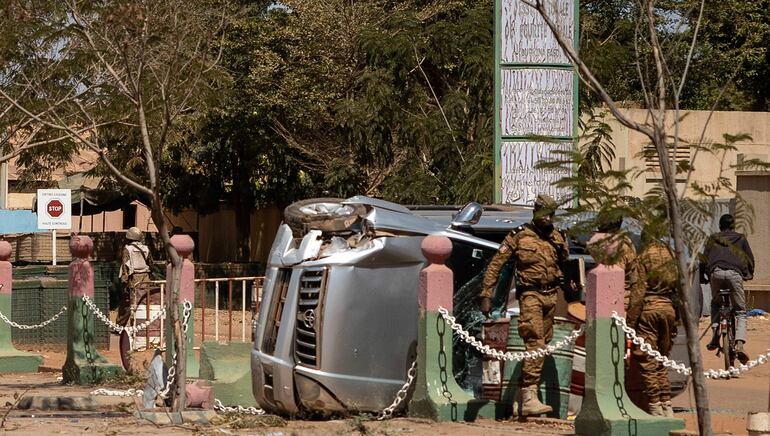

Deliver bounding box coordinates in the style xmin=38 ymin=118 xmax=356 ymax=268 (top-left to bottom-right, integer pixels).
xmin=233 ymin=189 xmax=251 ymax=262
xmin=655 ymin=130 xmax=712 ymax=435
xmin=231 ymin=145 xmax=251 ymax=262
xmin=151 ymin=197 xmax=187 ymax=412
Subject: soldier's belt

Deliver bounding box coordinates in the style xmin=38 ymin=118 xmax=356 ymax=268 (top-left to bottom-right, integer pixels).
xmin=517 ymin=283 xmax=560 ymax=294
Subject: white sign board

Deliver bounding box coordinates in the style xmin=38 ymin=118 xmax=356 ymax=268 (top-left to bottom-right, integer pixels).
xmin=501 ymin=0 xmax=574 ymax=64
xmin=500 ymin=68 xmax=574 ymax=137
xmin=37 ymin=189 xmax=72 ymax=230
xmin=500 ymin=141 xmax=571 ymax=204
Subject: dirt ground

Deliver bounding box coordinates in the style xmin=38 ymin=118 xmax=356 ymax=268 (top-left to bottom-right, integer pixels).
xmin=670 ymin=314 xmax=770 ymax=435
xmin=1 ymin=313 xmax=769 ymax=434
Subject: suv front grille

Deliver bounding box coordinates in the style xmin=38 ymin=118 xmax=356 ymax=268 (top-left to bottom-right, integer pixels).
xmin=295 ymin=269 xmax=326 ymax=367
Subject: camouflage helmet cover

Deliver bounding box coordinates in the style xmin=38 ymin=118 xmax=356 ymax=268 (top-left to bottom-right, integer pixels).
xmin=126 ymin=226 xmax=143 ymax=241
xmin=533 ymin=194 xmax=558 ymax=214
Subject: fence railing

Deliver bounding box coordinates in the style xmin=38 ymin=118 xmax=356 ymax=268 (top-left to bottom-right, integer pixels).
xmin=136 ymin=276 xmax=264 ymax=349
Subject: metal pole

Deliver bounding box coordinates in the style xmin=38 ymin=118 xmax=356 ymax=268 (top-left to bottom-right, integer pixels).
xmin=215 ymin=282 xmax=219 ymax=342
xmin=228 ymin=280 xmax=233 ymax=342
xmin=0 ymin=162 xmax=8 ymax=209
xmin=145 ymin=287 xmax=150 ymax=347
xmin=160 ymin=283 xmax=164 ymax=348
xmin=78 ymin=197 xmax=84 ymax=233
xmin=200 ymin=280 xmax=206 ymax=342
xmin=241 ymin=280 xmax=246 ymax=341
xmin=52 ymin=229 xmax=57 ymax=266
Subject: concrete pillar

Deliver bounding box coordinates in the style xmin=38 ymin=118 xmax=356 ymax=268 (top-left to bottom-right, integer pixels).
xmin=165 ymin=235 xmax=198 ymax=378
xmin=574 ymin=264 xmax=684 ymax=435
xmin=62 ymin=235 xmax=122 ymax=384
xmin=0 ymin=241 xmax=42 ymax=372
xmin=407 ymin=235 xmax=496 ymax=421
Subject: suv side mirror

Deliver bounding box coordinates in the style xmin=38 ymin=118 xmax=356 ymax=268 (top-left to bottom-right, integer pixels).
xmin=451 ymin=202 xmax=482 ymax=229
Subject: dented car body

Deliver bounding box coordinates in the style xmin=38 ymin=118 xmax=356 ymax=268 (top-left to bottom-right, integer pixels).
xmin=251 ymin=196 xmax=689 ymax=415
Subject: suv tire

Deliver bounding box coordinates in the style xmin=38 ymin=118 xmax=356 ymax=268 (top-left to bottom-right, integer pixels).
xmin=284 ymin=198 xmax=367 ymax=236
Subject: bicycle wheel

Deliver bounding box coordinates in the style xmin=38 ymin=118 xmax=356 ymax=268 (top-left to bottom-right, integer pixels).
xmin=722 ymin=322 xmax=735 ymax=371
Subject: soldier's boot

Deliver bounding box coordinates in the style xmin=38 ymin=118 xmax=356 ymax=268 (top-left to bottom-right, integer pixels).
xmin=517 ymin=386 xmax=552 ymax=416
xmin=648 ymin=402 xmax=665 ymax=416
xmin=706 ymin=326 xmax=720 ymax=351
xmin=662 ymin=401 xmax=674 ymax=418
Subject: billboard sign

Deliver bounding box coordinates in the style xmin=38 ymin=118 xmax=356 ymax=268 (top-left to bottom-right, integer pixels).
xmin=494 ymin=0 xmax=579 ymax=205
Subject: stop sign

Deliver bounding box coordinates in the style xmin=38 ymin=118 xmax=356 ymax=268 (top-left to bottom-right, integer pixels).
xmin=47 ymin=199 xmax=64 ymax=218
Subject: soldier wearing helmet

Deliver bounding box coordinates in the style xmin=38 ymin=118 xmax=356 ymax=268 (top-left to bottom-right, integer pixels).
xmin=117 ymin=226 xmax=152 ymax=327
xmin=480 ymin=194 xmax=572 ymax=417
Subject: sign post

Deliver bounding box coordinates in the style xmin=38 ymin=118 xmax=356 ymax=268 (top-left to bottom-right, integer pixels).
xmin=494 ymin=0 xmax=579 ymax=205
xmin=36 ymin=189 xmax=72 ymax=265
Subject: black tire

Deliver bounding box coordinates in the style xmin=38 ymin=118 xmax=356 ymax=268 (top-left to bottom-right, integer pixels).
xmin=722 ymin=326 xmax=735 ymax=372
xmin=284 ymin=198 xmax=367 ymax=237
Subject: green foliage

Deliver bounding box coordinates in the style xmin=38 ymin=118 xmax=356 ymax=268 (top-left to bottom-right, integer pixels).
xmin=677 ymin=0 xmax=770 ymax=111
xmin=580 ymin=0 xmax=770 ymax=110
xmin=0 ymin=0 xmax=233 ymax=192
xmin=577 ymin=109 xmax=617 ymax=181
xmin=168 ymin=0 xmax=494 ymax=208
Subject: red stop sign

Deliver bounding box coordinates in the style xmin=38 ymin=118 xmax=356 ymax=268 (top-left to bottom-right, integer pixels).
xmin=47 ymin=199 xmax=64 ymax=218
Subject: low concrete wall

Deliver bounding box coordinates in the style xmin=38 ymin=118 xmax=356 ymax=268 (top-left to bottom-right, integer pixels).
xmin=199 ymin=341 xmax=256 ymax=407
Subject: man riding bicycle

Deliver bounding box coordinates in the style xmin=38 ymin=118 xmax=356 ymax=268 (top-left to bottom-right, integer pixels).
xmin=700 ymin=214 xmax=755 ymax=364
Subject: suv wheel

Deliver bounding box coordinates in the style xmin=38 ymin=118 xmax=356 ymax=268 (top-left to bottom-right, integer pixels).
xmin=284 ymin=198 xmax=367 ymax=236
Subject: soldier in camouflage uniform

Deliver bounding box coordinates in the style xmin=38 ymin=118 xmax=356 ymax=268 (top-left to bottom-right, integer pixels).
xmin=631 ymin=233 xmax=678 ymax=417
xmin=480 ymin=194 xmax=570 ymax=417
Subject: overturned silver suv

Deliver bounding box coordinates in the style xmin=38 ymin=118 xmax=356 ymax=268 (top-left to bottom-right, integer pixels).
xmin=251 ymin=196 xmax=690 ymax=415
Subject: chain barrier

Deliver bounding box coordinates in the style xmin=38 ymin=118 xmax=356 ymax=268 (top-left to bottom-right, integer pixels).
xmin=611 ymin=311 xmax=770 ymax=379
xmin=213 ymin=399 xmax=266 ymax=415
xmin=82 ymin=295 xmax=165 ymax=336
xmin=0 ymin=306 xmax=67 ymax=330
xmin=377 ymin=360 xmax=417 ymax=420
xmin=437 ymin=307 xmax=583 ymax=361
xmin=88 ymin=299 xmax=266 ymax=415
xmin=90 ymin=388 xmax=143 ymax=397
xmin=157 ymin=300 xmax=192 ymax=399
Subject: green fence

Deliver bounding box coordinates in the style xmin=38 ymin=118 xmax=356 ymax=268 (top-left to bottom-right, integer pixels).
xmin=11 ymin=266 xmax=112 ymax=347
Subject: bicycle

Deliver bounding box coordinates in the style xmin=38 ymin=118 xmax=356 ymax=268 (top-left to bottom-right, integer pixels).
xmin=714 ymin=289 xmax=737 ymax=373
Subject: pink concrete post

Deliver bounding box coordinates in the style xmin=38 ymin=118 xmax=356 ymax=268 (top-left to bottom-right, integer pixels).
xmin=165 ymin=234 xmax=198 ymax=377
xmin=409 ymin=235 xmax=493 ymax=421
xmin=418 ymin=235 xmax=454 ymax=312
xmin=185 ymin=380 xmax=214 ymax=409
xmin=575 ymin=250 xmax=684 ymax=434
xmin=585 ymin=265 xmax=625 ymax=320
xmin=0 ymin=241 xmax=12 ymax=295
xmin=69 ymin=236 xmax=94 ymax=298
xmin=63 ymin=235 xmax=122 ymax=384
xmin=0 ymin=240 xmax=42 ymax=373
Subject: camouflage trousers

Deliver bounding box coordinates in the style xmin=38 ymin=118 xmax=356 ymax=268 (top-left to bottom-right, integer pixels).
xmin=116 ymin=272 xmax=150 ymax=327
xmin=518 ymin=290 xmax=558 ymax=387
xmin=632 ymin=296 xmax=676 ymax=404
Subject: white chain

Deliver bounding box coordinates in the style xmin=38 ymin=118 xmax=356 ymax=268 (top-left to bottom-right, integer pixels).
xmin=82 ymin=295 xmax=166 ymax=336
xmin=158 ymin=300 xmax=192 ymax=399
xmin=611 ymin=311 xmax=770 ymax=379
xmin=0 ymin=306 xmax=67 ymax=330
xmin=377 ymin=360 xmax=417 ymax=420
xmin=82 ymin=295 xmax=126 ymax=333
xmin=89 ymin=300 xmax=192 ymax=401
xmin=213 ymin=399 xmax=265 ymax=415
xmin=126 ymin=309 xmax=166 ymax=336
xmin=438 ymin=307 xmax=583 ymax=361
xmin=89 ymin=388 xmax=143 ymax=397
